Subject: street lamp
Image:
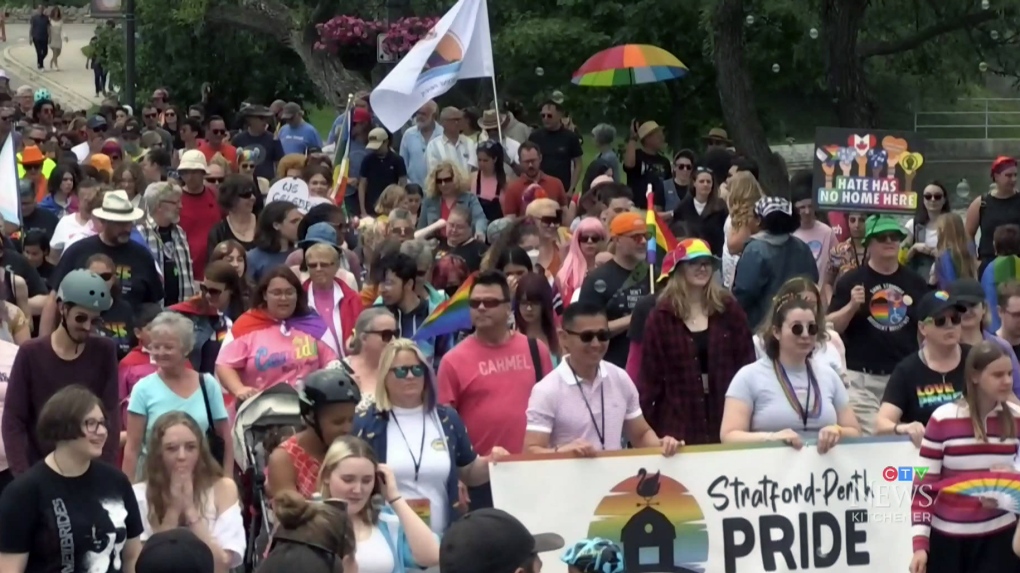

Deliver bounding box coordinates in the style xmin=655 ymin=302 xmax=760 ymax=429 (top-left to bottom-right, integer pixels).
xmin=955 ymin=178 xmax=971 ymax=199
xmin=123 ymin=0 xmax=136 ymax=109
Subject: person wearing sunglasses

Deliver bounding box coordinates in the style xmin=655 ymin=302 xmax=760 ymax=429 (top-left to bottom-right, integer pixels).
xmin=354 ymin=338 xmax=508 ymax=534
xmin=418 ymin=160 xmax=486 ymax=241
xmin=662 ymin=149 xmax=695 ymax=212
xmin=343 ymin=308 xmax=398 ymax=410
xmin=197 ymin=116 xmax=238 ymax=168
xmin=259 ymin=490 xmax=356 ymax=573
xmin=876 ymin=291 xmax=968 ymax=446
xmin=948 ymin=278 xmax=1020 ymax=391
xmin=136 ymin=181 xmax=197 ymax=307
xmin=3 ymin=271 xmax=123 ymax=475
xmin=297 ymin=238 xmax=363 ymax=357
xmin=206 ymin=175 xmax=258 ymax=259
xmin=524 ymin=301 xmax=680 ymax=457
xmin=169 ymin=260 xmax=240 ymax=374
xmin=721 ymin=295 xmax=860 ymax=451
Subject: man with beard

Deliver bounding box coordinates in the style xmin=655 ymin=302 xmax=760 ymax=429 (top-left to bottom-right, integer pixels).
xmin=40 ymin=191 xmax=163 ymax=336
xmin=134 ymin=182 xmax=195 ymax=306
xmin=2 ymin=270 xmax=120 ymax=474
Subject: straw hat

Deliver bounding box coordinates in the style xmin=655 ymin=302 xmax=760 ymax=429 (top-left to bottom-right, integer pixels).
xmin=93 ymin=190 xmax=144 ymax=222
xmin=702 ymin=127 xmax=732 ymax=145
xmin=477 ymin=109 xmax=506 ymax=130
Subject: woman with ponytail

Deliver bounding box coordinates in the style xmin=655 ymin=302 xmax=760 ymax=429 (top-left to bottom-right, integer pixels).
xmin=261 ymin=490 xmax=357 ymax=573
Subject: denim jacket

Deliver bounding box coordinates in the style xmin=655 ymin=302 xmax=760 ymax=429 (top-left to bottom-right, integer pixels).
xmin=417 ymin=193 xmax=488 ymax=236
xmin=353 ymin=403 xmax=478 ymax=532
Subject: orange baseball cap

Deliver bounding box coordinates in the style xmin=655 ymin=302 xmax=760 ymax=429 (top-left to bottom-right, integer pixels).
xmin=609 ymin=212 xmax=645 ymax=237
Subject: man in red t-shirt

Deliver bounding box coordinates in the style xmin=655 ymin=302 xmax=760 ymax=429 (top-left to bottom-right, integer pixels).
xmin=501 ymin=141 xmax=567 ymax=217
xmin=197 ymin=116 xmax=238 ymax=168
xmin=177 ymin=150 xmax=220 ymax=280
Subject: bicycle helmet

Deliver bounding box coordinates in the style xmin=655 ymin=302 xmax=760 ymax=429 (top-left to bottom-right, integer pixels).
xmin=56 ymin=269 xmax=112 ymax=312
xmin=561 ymin=538 xmax=624 ymax=573
xmin=34 ymin=88 xmax=51 ymax=103
xmin=299 ymin=367 xmax=362 ymax=419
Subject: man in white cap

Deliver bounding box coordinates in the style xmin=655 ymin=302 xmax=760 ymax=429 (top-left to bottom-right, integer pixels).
xmin=177 ymin=149 xmax=219 ymax=280
xmin=41 ymin=190 xmax=163 ymax=336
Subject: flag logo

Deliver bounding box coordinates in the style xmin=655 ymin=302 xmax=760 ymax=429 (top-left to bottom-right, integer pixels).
xmin=420 ymin=32 xmax=465 ymax=85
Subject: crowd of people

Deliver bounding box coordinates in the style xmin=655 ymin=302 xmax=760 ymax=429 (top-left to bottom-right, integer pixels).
xmin=0 ymin=80 xmax=1018 ymax=573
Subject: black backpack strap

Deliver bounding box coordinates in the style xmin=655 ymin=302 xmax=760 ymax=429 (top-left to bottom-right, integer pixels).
xmin=528 ymin=337 xmax=543 ymax=383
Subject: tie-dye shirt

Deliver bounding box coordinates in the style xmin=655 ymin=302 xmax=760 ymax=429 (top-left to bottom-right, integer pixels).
xmin=216 ymin=324 xmax=337 ymax=391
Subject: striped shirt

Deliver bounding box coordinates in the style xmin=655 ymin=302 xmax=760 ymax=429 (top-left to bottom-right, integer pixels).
xmin=911 ymin=401 xmax=1020 ymax=552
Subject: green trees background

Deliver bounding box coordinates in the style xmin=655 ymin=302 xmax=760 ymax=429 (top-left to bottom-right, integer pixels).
xmin=97 ymin=0 xmax=1020 ymax=193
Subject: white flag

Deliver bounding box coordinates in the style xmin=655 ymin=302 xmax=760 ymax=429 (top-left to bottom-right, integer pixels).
xmin=370 ymin=0 xmax=494 ymax=132
xmin=0 ymin=134 xmax=20 ymax=226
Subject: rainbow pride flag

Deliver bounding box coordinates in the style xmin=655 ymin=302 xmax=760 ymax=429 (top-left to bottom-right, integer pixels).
xmin=329 ymin=101 xmax=355 ymax=210
xmin=413 ymin=273 xmax=477 ymax=342
xmin=646 ymin=187 xmax=677 ymax=267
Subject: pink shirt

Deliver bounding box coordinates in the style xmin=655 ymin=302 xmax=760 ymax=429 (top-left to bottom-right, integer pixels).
xmin=216 ymin=326 xmax=337 ymax=391
xmin=793 ymin=222 xmax=837 ymax=281
xmin=312 ymin=285 xmax=341 ymax=353
xmin=526 ymin=359 xmax=641 ymax=451
xmin=437 ymin=333 xmax=553 ymax=455
xmin=478 ymin=174 xmax=499 ymax=201
xmin=0 ymin=340 xmax=17 ymax=471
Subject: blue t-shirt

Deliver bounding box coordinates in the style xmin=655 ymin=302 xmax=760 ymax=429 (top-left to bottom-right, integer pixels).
xmin=246 ymin=247 xmax=294 ymax=283
xmin=127 ymin=372 xmax=229 ymax=454
xmin=278 ymin=122 xmax=323 ymax=155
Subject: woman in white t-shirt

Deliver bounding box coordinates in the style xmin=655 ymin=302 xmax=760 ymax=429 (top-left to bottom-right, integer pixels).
xmin=133 ymin=411 xmax=245 ymax=573
xmin=48 ymin=180 xmax=103 ymax=263
xmin=902 ymin=182 xmax=951 ymax=277
xmin=752 ymin=277 xmax=846 ymax=380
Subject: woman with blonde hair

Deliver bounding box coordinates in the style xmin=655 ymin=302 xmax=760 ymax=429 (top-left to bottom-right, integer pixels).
xmin=417 ymin=160 xmax=487 ymax=239
xmin=317 ymin=435 xmax=440 ymax=573
xmin=276 ymin=154 xmax=307 ymax=180
xmin=558 ymin=217 xmax=608 ymax=305
xmin=375 ymin=184 xmax=407 ymax=223
xmin=352 ymin=339 xmax=505 ymax=533
xmin=639 ymin=239 xmax=755 ymax=444
xmin=525 ymin=197 xmax=570 ymax=276
xmin=133 ymin=412 xmax=244 ymax=572
xmin=343 ymin=307 xmax=399 ymax=411
xmin=261 ymin=491 xmax=356 ymax=573
xmin=722 ymin=171 xmax=763 ymax=287
xmin=206 ymin=153 xmax=231 ymax=191
xmin=932 ymin=212 xmax=979 ymax=289
xmin=752 ymin=277 xmax=846 ymax=379
xmin=910 ymin=341 xmax=1020 ymax=573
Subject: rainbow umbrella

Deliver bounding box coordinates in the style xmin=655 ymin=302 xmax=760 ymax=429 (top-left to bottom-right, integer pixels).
xmin=572 ymin=44 xmax=688 ymax=87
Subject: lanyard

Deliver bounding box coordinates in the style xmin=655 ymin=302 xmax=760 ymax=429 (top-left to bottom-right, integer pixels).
xmin=569 ymin=363 xmax=605 ymax=448
xmin=773 ymin=361 xmax=822 ymax=429
xmin=391 ymin=409 xmax=427 ymax=481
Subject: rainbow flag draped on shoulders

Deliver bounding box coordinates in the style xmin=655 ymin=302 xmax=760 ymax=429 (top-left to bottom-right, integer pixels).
xmin=413 ymin=273 xmax=477 ymax=343
xmin=646 ymin=186 xmax=677 ymax=269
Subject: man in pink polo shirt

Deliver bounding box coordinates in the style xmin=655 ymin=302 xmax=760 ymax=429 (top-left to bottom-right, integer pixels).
xmin=523 ymin=301 xmax=681 ymax=456
xmin=437 ymin=269 xmax=553 ymax=509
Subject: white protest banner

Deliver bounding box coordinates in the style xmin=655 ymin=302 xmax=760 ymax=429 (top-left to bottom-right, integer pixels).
xmin=267 ymin=177 xmax=314 ymax=213
xmin=491 ymin=438 xmax=925 ymax=573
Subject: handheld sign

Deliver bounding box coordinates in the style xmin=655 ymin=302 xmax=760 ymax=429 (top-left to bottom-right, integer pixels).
xmin=266 ymin=177 xmax=314 ymax=213
xmin=813 ymin=127 xmax=926 ymax=214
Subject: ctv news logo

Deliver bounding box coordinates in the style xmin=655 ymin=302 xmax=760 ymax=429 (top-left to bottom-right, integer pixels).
xmin=882 ymin=466 xmax=929 ymax=482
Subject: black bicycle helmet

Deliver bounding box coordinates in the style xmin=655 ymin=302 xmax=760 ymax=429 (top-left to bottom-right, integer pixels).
xmin=299 ymin=367 xmax=362 ymax=419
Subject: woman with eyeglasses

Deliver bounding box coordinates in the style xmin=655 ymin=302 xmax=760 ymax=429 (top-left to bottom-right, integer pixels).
xmin=343 ymin=308 xmax=398 ymax=412
xmin=876 ymin=291 xmax=970 ymax=446
xmin=662 ymin=150 xmax=695 ymax=211
xmin=317 ymin=435 xmax=439 ymax=573
xmin=437 ymin=205 xmax=487 ymax=273
xmin=640 ymin=239 xmax=755 ymax=445
xmin=216 ymin=267 xmax=337 ymax=405
xmin=558 ymin=217 xmax=607 ymax=306
xmin=514 ymin=273 xmax=561 ymax=364
xmin=132 ymin=412 xmax=245 ymax=572
xmin=237 ymin=148 xmax=271 ymax=195
xmin=205 ymin=155 xmax=229 ymax=192
xmin=0 ymin=386 xmax=143 ymax=573
xmin=418 ymin=160 xmax=487 ymax=241
xmin=207 ymin=175 xmax=258 ymax=257
xmin=903 ymin=181 xmax=952 ymax=278
xmin=525 ymin=198 xmax=569 ymax=277
xmin=475 ymin=140 xmax=506 ymax=223
xmin=123 ymin=311 xmax=232 ymax=479
xmin=720 ymin=294 xmax=861 ymax=449
xmin=169 ymin=261 xmax=239 ymax=374
xmin=947 ymin=278 xmax=1020 ymax=392
xmin=87 ymin=253 xmax=136 ymax=360
xmin=266 ymin=368 xmax=361 ymax=502
xmin=353 ymin=339 xmax=506 ymax=534
xmin=260 ymin=490 xmax=357 ymax=573
xmin=673 ymin=165 xmax=728 ymax=256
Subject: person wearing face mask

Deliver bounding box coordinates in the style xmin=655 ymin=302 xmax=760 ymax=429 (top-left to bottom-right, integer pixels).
xmin=136 ymin=182 xmax=196 ymax=307
xmin=41 ymin=191 xmax=164 ymax=337
xmin=3 ymin=271 xmax=120 ymax=474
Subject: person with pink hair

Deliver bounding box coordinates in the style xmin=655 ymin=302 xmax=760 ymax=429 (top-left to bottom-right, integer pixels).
xmin=557 ymin=217 xmax=608 ymax=306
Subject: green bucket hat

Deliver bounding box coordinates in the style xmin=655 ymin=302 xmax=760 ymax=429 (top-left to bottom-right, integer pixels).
xmin=863 ymin=215 xmax=906 ymax=245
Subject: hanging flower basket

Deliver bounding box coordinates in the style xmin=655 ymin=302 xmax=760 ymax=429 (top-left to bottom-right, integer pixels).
xmin=316 ymin=14 xmax=440 ymax=65
xmin=381 ymin=16 xmax=440 ymax=58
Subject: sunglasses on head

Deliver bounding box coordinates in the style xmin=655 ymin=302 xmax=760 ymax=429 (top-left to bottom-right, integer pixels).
xmin=468 ymin=298 xmax=507 ymax=309
xmin=927 ymin=313 xmax=962 ymax=328
xmin=367 ymin=329 xmax=399 ymax=342
xmin=923 ymin=193 xmax=944 ymax=201
xmin=392 ymin=364 xmax=426 ymax=379
xmin=789 ymin=322 xmax=818 ymax=337
xmin=200 ymin=284 xmax=223 ymax=296
xmin=566 ymin=328 xmax=611 ymax=343
xmin=579 ymin=233 xmax=604 ymax=244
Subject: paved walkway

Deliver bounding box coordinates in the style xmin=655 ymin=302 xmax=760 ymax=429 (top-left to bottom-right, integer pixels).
xmin=0 ymin=23 xmax=102 ymax=111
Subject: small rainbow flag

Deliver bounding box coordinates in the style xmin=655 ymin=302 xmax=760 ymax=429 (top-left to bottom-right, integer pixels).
xmin=329 ymin=102 xmax=355 ymax=211
xmin=646 ymin=186 xmax=677 ymax=267
xmin=413 ymin=273 xmax=477 ymax=343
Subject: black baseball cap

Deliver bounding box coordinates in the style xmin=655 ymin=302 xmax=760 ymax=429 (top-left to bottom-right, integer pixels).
xmin=86 ymin=115 xmax=107 ymax=130
xmin=948 ymin=278 xmax=985 ymax=305
xmin=917 ymin=290 xmax=965 ymax=321
xmin=440 ymin=509 xmax=564 ymax=573
xmin=136 ymin=529 xmax=214 ymax=573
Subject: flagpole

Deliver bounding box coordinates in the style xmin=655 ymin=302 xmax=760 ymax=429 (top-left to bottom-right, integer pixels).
xmin=490 ymin=76 xmax=504 ymax=143
xmin=329 ymin=93 xmax=356 ymax=203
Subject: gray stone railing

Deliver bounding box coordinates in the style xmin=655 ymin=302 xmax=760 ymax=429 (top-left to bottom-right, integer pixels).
xmin=4 ymin=5 xmax=100 ymax=24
